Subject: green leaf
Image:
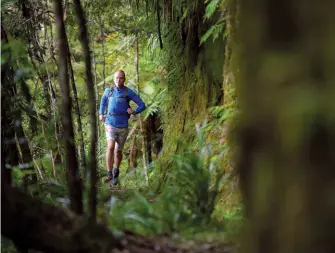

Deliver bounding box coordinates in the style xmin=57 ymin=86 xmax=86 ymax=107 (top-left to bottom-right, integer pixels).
xmin=200 ymin=24 xmax=224 ymax=45
xmin=204 ymin=0 xmax=219 ymax=19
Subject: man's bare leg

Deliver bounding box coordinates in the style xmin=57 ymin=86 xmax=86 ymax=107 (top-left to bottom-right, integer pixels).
xmin=105 ymin=140 xmax=115 ymax=181
xmin=114 ymin=143 xmax=123 ymax=169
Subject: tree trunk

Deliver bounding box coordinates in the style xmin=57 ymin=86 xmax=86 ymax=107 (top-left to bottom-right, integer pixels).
xmin=151 ymin=113 xmax=163 ymax=159
xmin=237 ymin=1 xmax=335 ymax=253
xmin=129 ymin=127 xmax=138 ymax=170
xmin=99 ymin=18 xmax=106 ymax=90
xmin=73 ymin=0 xmax=98 ymax=222
xmin=134 ymin=34 xmax=149 ymax=186
xmin=92 ymin=27 xmax=101 ymax=159
xmin=145 ymin=116 xmax=152 ymax=165
xmin=54 ymin=0 xmax=83 ymax=215
xmin=157 ymin=1 xmax=225 ymax=181
xmin=66 ymin=39 xmax=87 ymax=177
xmin=44 ymin=15 xmax=63 ymax=174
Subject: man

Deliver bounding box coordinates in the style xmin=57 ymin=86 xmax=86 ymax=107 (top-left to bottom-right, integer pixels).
xmin=99 ymin=70 xmax=146 ymax=185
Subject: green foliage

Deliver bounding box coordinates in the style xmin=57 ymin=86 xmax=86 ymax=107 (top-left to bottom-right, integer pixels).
xmin=222 ymin=205 xmax=244 ymax=243
xmin=204 ymin=0 xmax=221 ymax=20
xmin=200 ymin=23 xmax=226 ymax=44
xmin=201 ymin=0 xmax=228 ymax=44
xmin=1 ymin=0 xmax=242 ymax=246
xmin=1 ymin=236 xmax=18 ymax=253
xmin=105 ymin=127 xmax=227 ymax=236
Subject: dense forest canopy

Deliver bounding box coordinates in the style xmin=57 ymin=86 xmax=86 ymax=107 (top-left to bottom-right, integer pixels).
xmin=2 ymin=0 xmax=335 ymax=253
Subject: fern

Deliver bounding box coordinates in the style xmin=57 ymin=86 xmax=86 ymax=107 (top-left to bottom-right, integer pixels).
xmin=143 ymin=88 xmax=167 ymax=119
xmin=204 ymin=0 xmax=220 ymax=20
xmin=200 ymin=23 xmax=225 ymax=45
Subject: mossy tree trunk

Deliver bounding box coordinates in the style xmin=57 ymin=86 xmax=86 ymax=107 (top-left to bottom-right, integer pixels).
xmin=156 ymin=1 xmax=226 ymax=186
xmin=237 ymin=1 xmax=335 ymax=252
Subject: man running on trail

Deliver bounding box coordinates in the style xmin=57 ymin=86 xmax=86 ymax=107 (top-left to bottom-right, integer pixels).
xmin=99 ymin=70 xmax=146 ymax=185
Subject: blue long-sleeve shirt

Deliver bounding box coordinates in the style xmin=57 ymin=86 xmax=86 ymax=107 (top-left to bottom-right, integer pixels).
xmin=99 ymin=86 xmax=146 ymax=128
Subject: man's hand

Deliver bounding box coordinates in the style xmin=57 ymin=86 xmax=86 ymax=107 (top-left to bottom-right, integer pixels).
xmin=99 ymin=114 xmax=106 ymax=122
xmin=127 ymin=108 xmax=136 ymax=115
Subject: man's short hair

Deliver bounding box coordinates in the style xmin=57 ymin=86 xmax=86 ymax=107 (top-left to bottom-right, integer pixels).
xmin=115 ymin=70 xmax=125 ymax=76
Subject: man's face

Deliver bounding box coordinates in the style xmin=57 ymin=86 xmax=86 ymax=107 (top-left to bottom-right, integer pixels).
xmin=114 ymin=71 xmax=126 ymax=87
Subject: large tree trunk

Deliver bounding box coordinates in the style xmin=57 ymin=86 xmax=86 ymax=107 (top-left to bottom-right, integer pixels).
xmin=237 ymin=1 xmax=335 ymax=253
xmin=54 ymin=0 xmax=83 ymax=215
xmin=157 ymin=1 xmax=225 ymax=184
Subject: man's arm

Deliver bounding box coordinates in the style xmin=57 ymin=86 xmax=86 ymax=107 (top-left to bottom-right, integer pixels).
xmin=99 ymin=88 xmax=109 ymax=118
xmin=128 ymin=89 xmax=146 ymax=114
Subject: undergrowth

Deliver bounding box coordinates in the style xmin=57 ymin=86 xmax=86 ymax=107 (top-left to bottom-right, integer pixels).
xmin=9 ymin=126 xmax=244 ymax=247
xmin=98 ymin=126 xmax=244 ymax=244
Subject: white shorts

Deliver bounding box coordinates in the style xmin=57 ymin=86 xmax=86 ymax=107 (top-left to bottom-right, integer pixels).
xmin=105 ymin=125 xmax=129 ymax=151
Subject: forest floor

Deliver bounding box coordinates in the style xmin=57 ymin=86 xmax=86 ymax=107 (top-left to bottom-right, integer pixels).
xmin=98 ymin=185 xmax=240 ymax=253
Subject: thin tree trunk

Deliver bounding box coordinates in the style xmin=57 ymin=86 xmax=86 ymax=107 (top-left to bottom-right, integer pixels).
xmin=66 ymin=40 xmax=87 ymax=177
xmin=54 ymin=0 xmax=83 ymax=215
xmin=44 ymin=7 xmax=63 ymax=170
xmin=97 ymin=19 xmax=105 ymax=157
xmin=99 ymin=18 xmax=106 ymax=90
xmin=45 ymin=25 xmax=62 ymax=177
xmin=156 ymin=0 xmax=163 ymax=49
xmin=146 ymin=117 xmax=152 ymax=165
xmin=73 ymin=0 xmax=98 ymax=222
xmin=92 ymin=27 xmax=100 ymax=158
xmin=135 ymin=34 xmax=149 ymax=186
xmin=129 ymin=127 xmax=138 ymax=170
